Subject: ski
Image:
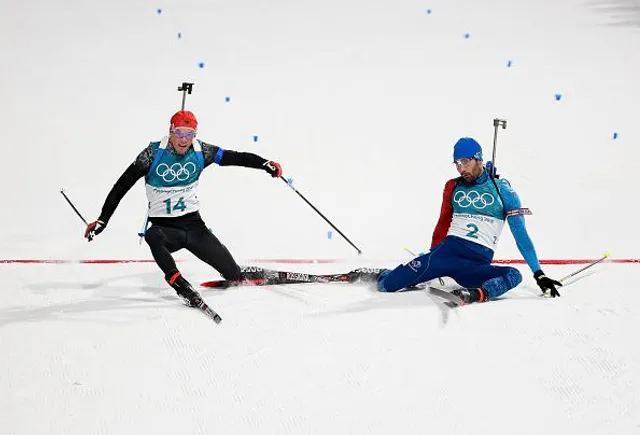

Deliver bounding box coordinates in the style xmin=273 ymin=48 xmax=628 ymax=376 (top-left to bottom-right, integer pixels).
xmin=200 ymin=267 xmax=384 ymax=288
xmin=201 ymin=267 xmax=279 ymax=288
xmin=200 ymin=277 xmax=271 ymax=288
xmin=196 ymin=299 xmax=223 ymax=323
xmin=427 ymin=286 xmax=466 ymax=307
xmin=200 ymin=272 xmax=353 ymax=288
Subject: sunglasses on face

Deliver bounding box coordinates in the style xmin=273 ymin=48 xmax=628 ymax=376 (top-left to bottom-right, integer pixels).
xmin=453 ymin=158 xmax=475 ymax=168
xmin=172 ymin=129 xmax=196 ymax=138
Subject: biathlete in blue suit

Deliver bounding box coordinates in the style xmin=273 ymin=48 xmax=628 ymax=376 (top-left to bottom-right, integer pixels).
xmin=376 ymin=137 xmax=562 ymax=303
xmin=83 ymin=111 xmax=283 ymax=307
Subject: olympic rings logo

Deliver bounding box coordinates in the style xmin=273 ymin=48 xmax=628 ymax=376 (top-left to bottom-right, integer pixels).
xmin=453 ymin=190 xmax=495 ymax=209
xmin=156 ymin=162 xmax=197 ymax=182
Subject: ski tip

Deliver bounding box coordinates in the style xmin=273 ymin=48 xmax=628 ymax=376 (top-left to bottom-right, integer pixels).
xmin=214 ymin=315 xmax=222 ymax=324
xmin=603 ymin=251 xmax=612 ymax=258
xmin=201 ymin=278 xmax=267 ymax=288
xmin=200 ymin=281 xmax=227 ymax=288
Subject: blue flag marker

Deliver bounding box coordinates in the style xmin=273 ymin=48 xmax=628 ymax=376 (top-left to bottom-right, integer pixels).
xmin=555 ymin=93 xmax=562 ymax=101
xmin=253 ymin=135 xmax=259 ymax=142
xmin=328 ymin=231 xmax=333 ymax=240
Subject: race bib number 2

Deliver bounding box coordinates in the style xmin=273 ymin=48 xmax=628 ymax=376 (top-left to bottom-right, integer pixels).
xmin=466 ymin=224 xmax=498 ymax=244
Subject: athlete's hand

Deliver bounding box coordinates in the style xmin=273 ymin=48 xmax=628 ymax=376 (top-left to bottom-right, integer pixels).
xmin=84 ymin=220 xmax=106 ymax=242
xmin=534 ymin=270 xmax=562 ymax=297
xmin=486 ymin=161 xmax=499 ymax=178
xmin=263 ymin=161 xmax=283 ymax=178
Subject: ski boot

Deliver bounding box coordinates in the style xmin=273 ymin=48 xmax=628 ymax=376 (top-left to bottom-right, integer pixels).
xmin=167 ymin=271 xmax=204 ymax=308
xmin=347 ymin=267 xmax=389 ymax=283
xmin=451 ymin=287 xmax=487 ymax=304
xmin=240 ymin=266 xmax=266 ymax=281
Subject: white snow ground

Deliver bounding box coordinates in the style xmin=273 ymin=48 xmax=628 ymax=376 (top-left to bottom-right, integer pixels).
xmin=2 ymin=0 xmax=640 ymax=433
xmin=1 ymin=260 xmax=639 ymax=434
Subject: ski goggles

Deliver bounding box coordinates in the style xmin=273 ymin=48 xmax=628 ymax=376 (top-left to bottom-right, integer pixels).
xmin=172 ymin=129 xmax=196 ymax=138
xmin=453 ymin=158 xmax=475 ymax=168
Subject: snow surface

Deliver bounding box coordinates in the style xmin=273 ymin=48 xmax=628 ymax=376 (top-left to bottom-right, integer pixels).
xmin=2 ymin=0 xmax=640 ymax=433
xmin=1 ymin=261 xmax=639 ymax=434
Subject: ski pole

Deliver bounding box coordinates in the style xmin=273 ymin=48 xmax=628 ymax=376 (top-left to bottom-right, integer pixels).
xmin=491 ymin=118 xmax=507 ymax=179
xmin=280 ymin=176 xmax=362 ymax=255
xmin=559 ymin=252 xmax=611 ymax=283
xmin=138 ymin=209 xmax=150 ymax=245
xmin=177 ymin=82 xmax=194 ymax=110
xmin=60 ymin=189 xmax=89 ymax=226
xmin=403 ymin=246 xmax=417 ymax=256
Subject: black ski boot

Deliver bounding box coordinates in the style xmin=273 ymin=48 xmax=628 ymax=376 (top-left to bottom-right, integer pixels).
xmin=451 ymin=287 xmax=487 ymax=304
xmin=347 ymin=268 xmax=389 ymax=283
xmin=240 ymin=266 xmax=266 ymax=280
xmin=167 ymin=271 xmax=203 ymax=308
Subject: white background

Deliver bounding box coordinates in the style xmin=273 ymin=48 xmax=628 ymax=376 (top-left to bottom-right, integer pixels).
xmin=2 ymin=0 xmax=639 ymax=261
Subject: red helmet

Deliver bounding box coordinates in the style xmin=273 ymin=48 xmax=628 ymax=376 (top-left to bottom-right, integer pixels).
xmin=170 ymin=110 xmax=198 ymax=130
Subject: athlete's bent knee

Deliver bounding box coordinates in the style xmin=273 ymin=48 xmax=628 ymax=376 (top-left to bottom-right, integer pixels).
xmin=144 ymin=226 xmax=164 ymax=247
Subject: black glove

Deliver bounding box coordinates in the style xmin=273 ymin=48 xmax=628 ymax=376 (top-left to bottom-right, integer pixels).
xmin=534 ymin=270 xmax=562 ymax=297
xmin=84 ymin=220 xmax=106 ymax=242
xmin=262 ymin=160 xmax=282 ymax=178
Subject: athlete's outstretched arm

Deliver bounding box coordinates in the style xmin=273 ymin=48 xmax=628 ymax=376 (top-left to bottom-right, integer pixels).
xmin=202 ymin=143 xmax=267 ymax=168
xmin=501 ymin=180 xmax=562 ymax=296
xmin=202 ymin=143 xmax=282 ymax=177
xmin=500 ymin=179 xmax=541 ymax=273
xmin=430 ymin=179 xmax=456 ymax=249
xmin=97 ymin=146 xmax=151 ymax=223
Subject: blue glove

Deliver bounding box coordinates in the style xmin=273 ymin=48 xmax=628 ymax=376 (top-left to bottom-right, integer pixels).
xmin=486 ymin=161 xmax=499 ymax=178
